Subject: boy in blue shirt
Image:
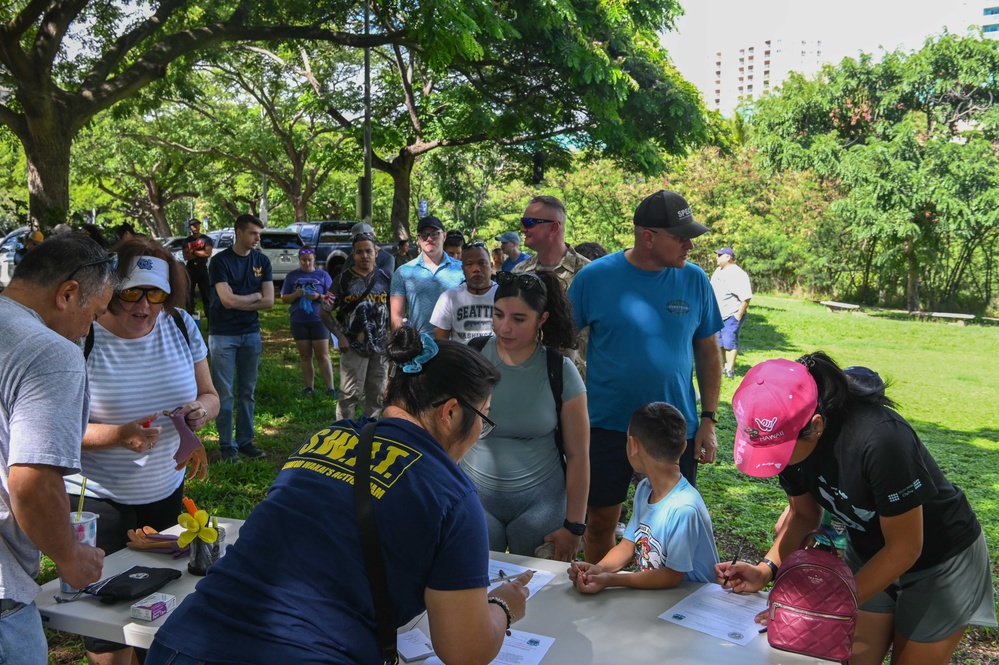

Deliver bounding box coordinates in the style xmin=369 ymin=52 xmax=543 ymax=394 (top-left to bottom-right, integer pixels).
xmin=569 ymin=402 xmax=719 ymax=592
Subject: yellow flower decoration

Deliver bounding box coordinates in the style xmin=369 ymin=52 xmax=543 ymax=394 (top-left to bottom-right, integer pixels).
xmin=177 ymin=509 xmax=219 ymax=547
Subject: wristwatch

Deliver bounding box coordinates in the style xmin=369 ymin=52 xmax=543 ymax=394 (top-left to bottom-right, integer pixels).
xmin=563 ymin=519 xmax=586 ymax=536
xmin=699 ymin=411 xmax=718 ymax=423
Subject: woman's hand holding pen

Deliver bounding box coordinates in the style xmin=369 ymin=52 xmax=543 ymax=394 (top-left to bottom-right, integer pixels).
xmin=714 ymin=559 xmax=770 ymax=594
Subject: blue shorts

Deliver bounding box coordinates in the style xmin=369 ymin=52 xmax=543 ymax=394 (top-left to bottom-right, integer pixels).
xmin=290 ymin=320 xmax=329 ymax=341
xmin=718 ymin=315 xmax=744 ymax=350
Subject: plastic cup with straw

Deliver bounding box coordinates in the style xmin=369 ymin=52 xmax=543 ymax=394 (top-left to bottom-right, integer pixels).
xmin=61 ymin=477 xmax=98 ymax=593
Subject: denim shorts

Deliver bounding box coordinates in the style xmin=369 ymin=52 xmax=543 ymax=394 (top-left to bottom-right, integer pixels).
xmin=717 ymin=315 xmax=744 ymax=350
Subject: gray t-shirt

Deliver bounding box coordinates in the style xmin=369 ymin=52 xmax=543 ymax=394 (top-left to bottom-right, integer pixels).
xmin=0 ymin=296 xmax=88 ymax=604
xmin=460 ymin=337 xmax=585 ymax=492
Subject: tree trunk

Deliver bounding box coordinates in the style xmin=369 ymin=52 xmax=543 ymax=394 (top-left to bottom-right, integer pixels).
xmin=905 ymin=238 xmax=919 ymax=312
xmin=375 ymin=150 xmax=416 ymax=242
xmin=23 ymin=123 xmax=74 ymax=230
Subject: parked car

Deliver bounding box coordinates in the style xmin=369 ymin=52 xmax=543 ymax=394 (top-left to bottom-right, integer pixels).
xmin=257 ymin=229 xmax=303 ymax=283
xmin=158 ymin=236 xmax=186 ymax=264
xmin=0 ymin=226 xmax=29 ymax=289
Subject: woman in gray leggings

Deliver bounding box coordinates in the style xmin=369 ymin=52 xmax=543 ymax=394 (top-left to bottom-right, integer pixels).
xmin=461 ymin=270 xmax=590 ymax=562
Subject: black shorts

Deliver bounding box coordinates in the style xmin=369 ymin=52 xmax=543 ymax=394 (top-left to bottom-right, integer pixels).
xmin=290 ymin=320 xmax=329 ymax=341
xmin=588 ymin=428 xmax=699 ymax=508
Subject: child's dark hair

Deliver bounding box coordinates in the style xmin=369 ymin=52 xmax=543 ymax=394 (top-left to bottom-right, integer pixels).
xmin=628 ymin=402 xmax=687 ymax=462
xmin=796 ymin=351 xmax=896 ymax=438
xmin=384 ymin=326 xmax=501 ymax=440
xmin=494 ymin=270 xmax=578 ymax=350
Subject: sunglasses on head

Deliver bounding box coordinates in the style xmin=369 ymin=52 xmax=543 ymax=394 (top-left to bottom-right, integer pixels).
xmin=495 ymin=271 xmax=547 ymax=296
xmin=299 ymin=248 xmax=316 ymax=255
xmin=463 ymin=241 xmax=487 ymax=250
xmin=65 ymin=253 xmax=118 ymax=283
xmin=520 ymin=217 xmax=557 ymax=229
xmin=118 ymin=286 xmax=169 ymax=304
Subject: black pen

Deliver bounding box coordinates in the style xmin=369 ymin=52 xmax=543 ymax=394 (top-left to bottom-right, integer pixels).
xmin=724 ymin=541 xmax=744 ymax=589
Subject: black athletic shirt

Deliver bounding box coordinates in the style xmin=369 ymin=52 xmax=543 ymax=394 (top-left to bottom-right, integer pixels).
xmin=779 ymin=402 xmax=980 ymax=571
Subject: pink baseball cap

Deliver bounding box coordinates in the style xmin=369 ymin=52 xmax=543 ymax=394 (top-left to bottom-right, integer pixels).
xmin=732 ymin=359 xmax=818 ymax=477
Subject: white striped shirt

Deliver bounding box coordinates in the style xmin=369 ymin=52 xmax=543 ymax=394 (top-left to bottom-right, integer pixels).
xmin=64 ymin=309 xmax=207 ymax=504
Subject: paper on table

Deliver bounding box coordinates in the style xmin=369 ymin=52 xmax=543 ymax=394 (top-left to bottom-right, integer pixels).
xmin=397 ymin=628 xmax=435 ymax=662
xmin=659 ymin=584 xmax=769 ymax=646
xmin=486 ymin=560 xmax=556 ymax=600
xmin=423 ymin=629 xmax=554 ymax=665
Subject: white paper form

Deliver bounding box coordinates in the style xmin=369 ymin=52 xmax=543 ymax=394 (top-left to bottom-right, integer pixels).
xmin=423 ymin=629 xmax=554 ymax=665
xmin=486 ymin=559 xmax=556 ymax=600
xmin=659 ymin=584 xmax=769 ymax=646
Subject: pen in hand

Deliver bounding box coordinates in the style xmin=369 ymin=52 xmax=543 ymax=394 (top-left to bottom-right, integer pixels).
xmin=723 ymin=541 xmax=745 ymax=589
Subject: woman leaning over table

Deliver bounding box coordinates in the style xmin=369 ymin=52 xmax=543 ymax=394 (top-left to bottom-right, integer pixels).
xmin=462 ymin=270 xmax=589 ymax=562
xmin=715 ymin=353 xmax=996 ymax=665
xmin=146 ymin=327 xmax=532 ymax=665
xmin=65 ymin=238 xmax=219 ymax=665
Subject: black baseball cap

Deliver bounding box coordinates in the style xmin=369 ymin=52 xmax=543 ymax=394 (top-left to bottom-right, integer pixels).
xmin=417 ymin=216 xmax=444 ymax=233
xmin=633 ymin=190 xmax=710 ymax=238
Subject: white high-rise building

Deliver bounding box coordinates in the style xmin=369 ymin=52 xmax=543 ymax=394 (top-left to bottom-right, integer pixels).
xmin=707 ymin=38 xmax=824 ymax=113
xmin=981 ymin=2 xmax=999 ymax=38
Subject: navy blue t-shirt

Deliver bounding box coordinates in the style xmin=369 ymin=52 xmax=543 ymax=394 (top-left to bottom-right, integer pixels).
xmin=153 ymin=417 xmax=490 ymax=665
xmin=208 ymin=248 xmax=273 ymax=335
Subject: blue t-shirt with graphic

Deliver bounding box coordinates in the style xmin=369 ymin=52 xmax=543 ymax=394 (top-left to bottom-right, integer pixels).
xmin=625 ymin=477 xmax=719 ymax=583
xmin=568 ymin=251 xmax=722 ymax=437
xmin=281 ymin=268 xmax=333 ymax=323
xmin=153 ymin=417 xmax=490 ymax=665
xmin=208 ymin=248 xmax=273 ymax=335
xmin=390 ymin=254 xmax=464 ymax=335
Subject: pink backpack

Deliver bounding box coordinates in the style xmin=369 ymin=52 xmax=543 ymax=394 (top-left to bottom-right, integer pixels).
xmin=767 ymin=534 xmax=858 ymax=663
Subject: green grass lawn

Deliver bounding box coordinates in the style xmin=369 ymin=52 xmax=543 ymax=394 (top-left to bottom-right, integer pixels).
xmin=46 ymin=295 xmax=999 ymax=663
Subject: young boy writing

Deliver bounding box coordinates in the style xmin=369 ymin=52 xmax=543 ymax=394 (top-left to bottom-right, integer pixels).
xmin=569 ymin=402 xmax=720 ymax=593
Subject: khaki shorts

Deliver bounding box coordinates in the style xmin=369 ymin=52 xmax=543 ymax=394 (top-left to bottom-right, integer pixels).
xmin=846 ymin=531 xmax=997 ymax=641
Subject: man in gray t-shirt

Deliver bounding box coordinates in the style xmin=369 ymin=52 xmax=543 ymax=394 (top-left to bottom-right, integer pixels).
xmin=0 ymin=234 xmax=115 ymax=659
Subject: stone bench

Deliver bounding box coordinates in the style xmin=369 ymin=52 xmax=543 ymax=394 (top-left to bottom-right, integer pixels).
xmin=818 ymin=300 xmax=863 ymax=313
xmin=909 ymin=311 xmax=976 ymax=325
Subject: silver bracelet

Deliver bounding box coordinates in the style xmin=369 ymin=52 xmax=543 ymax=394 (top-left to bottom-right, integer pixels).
xmin=487 ymin=596 xmax=513 ymax=636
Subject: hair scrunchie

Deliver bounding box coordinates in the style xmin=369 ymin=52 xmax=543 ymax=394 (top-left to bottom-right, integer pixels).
xmin=401 ymin=333 xmax=440 ymax=374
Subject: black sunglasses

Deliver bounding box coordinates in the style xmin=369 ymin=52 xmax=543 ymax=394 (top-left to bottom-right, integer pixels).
xmin=520 ymin=217 xmax=558 ymax=228
xmin=433 ymin=397 xmax=496 ymax=439
xmin=495 ymin=271 xmax=547 ymax=296
xmin=66 ymin=253 xmax=118 ymax=283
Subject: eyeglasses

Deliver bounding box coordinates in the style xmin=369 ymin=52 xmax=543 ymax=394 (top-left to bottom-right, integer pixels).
xmin=647 ymin=228 xmax=687 ymax=243
xmin=495 ymin=271 xmax=547 ymax=296
xmin=299 ymin=248 xmax=316 ymax=255
xmin=118 ymin=286 xmax=169 ymax=304
xmin=434 ymin=397 xmax=496 ymax=439
xmin=520 ymin=217 xmax=558 ymax=228
xmin=65 ymin=253 xmax=118 ymax=283
xmin=418 ymin=231 xmax=442 ymax=241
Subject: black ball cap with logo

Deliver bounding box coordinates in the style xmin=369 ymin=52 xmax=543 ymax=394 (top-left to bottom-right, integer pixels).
xmin=633 ymin=190 xmax=711 ymax=239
